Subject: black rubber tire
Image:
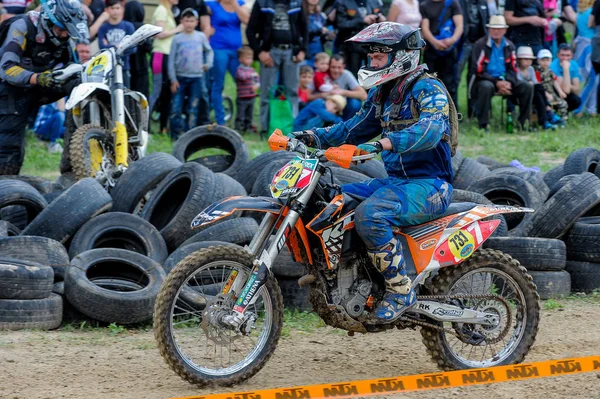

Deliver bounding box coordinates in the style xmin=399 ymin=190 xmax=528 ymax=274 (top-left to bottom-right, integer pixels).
xmin=475 ymin=155 xmax=505 ymax=169
xmin=172 ymin=125 xmax=250 ymax=177
xmin=491 ymin=168 xmax=549 ymax=201
xmin=54 ymin=172 xmax=78 ymax=190
xmin=421 ymin=248 xmax=540 ymax=370
xmin=69 ymin=212 xmax=168 ymax=263
xmin=214 ymin=173 xmax=247 ymax=199
xmin=350 ymin=159 xmax=388 ymax=179
xmin=179 ymin=217 xmax=259 ymax=249
xmin=111 ymin=152 xmax=183 ymax=214
xmin=466 ymin=174 xmax=542 ymax=235
xmin=0 ymin=179 xmax=48 ymax=225
xmin=163 ymin=241 xmax=238 ymax=274
xmin=0 ymin=236 xmax=70 ymax=283
xmin=250 ymin=157 xmax=294 ymax=197
xmin=231 ymin=151 xmax=296 ymax=193
xmin=543 ymin=164 xmax=564 ymax=187
xmin=0 ymin=294 xmax=62 ymax=330
xmin=564 ymin=217 xmax=600 ymax=262
xmin=330 ymin=167 xmax=369 ymax=186
xmin=451 ymin=150 xmax=465 ymax=177
xmin=60 ymin=109 xmax=76 ymax=174
xmin=273 ymin=246 xmax=306 ymax=278
xmin=42 ymin=189 xmax=65 ymax=204
xmin=277 ymin=276 xmax=311 ymax=311
xmin=483 ymin=237 xmax=566 ymax=271
xmin=0 ymin=175 xmax=54 ymax=195
xmin=450 ymin=190 xmax=508 ymax=237
xmin=525 ymin=172 xmax=600 ymax=239
xmin=153 ymin=245 xmax=283 ymax=386
xmin=53 ymin=281 xmax=64 ymax=295
xmin=0 ymin=205 xmax=28 ymax=230
xmin=22 ymin=178 xmax=113 ymax=244
xmin=452 ymin=157 xmax=491 ymax=190
xmin=140 ymin=163 xmax=218 ymax=250
xmin=563 ymin=147 xmax=600 ymax=176
xmin=192 ymin=154 xmax=234 ymax=173
xmin=65 ymin=248 xmax=166 ymax=324
xmin=0 ymin=258 xmax=54 ymax=299
xmin=547 ymin=174 xmax=583 ymax=198
xmin=565 ymin=261 xmax=600 ymax=293
xmin=0 ymin=220 xmax=20 ymax=237
xmin=528 ymin=271 xmax=571 ymax=299
xmin=69 ymin=124 xmax=111 ymax=180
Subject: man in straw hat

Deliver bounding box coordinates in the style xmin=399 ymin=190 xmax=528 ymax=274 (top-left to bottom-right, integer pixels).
xmin=469 ymin=15 xmax=533 ymax=132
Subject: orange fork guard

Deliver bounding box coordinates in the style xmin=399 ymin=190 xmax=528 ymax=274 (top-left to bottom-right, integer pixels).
xmin=268 ymin=129 xmax=289 ymax=152
xmin=325 ymin=144 xmax=358 ymax=169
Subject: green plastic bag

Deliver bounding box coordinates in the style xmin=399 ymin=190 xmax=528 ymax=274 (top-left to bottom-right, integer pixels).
xmin=268 ymin=85 xmax=294 ymax=135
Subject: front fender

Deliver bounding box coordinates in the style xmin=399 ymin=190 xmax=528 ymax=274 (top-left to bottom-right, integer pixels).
xmin=66 ymin=83 xmax=110 ymax=110
xmin=191 ymin=196 xmax=283 ymax=229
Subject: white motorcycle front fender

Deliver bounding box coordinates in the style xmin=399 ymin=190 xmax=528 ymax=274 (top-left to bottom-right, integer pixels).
xmin=66 ymin=83 xmax=110 ymax=110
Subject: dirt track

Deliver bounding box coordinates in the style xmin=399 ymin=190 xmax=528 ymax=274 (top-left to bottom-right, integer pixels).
xmin=1 ymin=299 xmax=599 ymax=399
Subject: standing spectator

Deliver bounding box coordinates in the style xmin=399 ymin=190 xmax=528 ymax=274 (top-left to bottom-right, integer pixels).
xmin=298 ymin=65 xmax=313 ymax=108
xmin=543 ymin=0 xmax=562 ymax=52
xmin=420 ymin=0 xmax=464 ymax=106
xmin=246 ymin=0 xmax=308 ymax=135
xmin=293 ymin=94 xmax=345 ymax=130
xmin=33 ymin=98 xmax=66 ymax=153
xmin=536 ymin=48 xmax=568 ymax=118
xmin=234 ymin=46 xmax=259 ymax=133
xmin=125 ymin=0 xmax=151 ymax=98
xmin=168 ymin=8 xmax=213 ymax=140
xmin=76 ymin=41 xmax=92 ymax=63
xmin=457 ymin=0 xmax=489 ymax=117
xmin=303 ymin=0 xmax=330 ymax=65
xmin=469 ymin=15 xmax=533 ymax=131
xmin=387 ymin=0 xmax=422 ymax=28
xmin=206 ymin=0 xmax=249 ymax=126
xmin=589 ymin=0 xmax=600 ymax=114
xmin=97 ymin=0 xmax=136 ymax=88
xmin=550 ymin=43 xmax=582 ymax=111
xmin=572 ymin=0 xmax=597 ymax=116
xmin=307 ymin=54 xmax=367 ymax=119
xmin=504 ymin=0 xmax=547 ymax=56
xmin=149 ymin=0 xmax=183 ymax=135
xmin=335 ymin=0 xmax=385 ymax=76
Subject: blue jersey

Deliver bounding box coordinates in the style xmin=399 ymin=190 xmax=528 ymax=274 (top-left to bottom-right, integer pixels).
xmin=313 ymin=77 xmax=453 ymax=182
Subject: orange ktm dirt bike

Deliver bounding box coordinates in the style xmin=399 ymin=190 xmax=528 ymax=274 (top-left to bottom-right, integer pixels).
xmin=153 ymin=130 xmax=540 ymax=387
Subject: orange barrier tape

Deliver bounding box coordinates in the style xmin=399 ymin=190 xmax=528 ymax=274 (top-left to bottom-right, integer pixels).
xmin=171 ymin=355 xmax=600 ymax=399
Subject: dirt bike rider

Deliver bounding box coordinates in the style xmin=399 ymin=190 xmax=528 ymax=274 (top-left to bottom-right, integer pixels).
xmin=290 ymin=22 xmax=454 ymax=323
xmin=0 ymin=0 xmax=89 ymax=175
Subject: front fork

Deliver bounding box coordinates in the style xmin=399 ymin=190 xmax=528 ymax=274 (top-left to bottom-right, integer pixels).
xmin=220 ymin=168 xmax=323 ymax=328
xmin=111 ymin=62 xmax=128 ymax=170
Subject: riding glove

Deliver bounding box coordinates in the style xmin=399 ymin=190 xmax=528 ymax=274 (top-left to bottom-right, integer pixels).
xmin=356 ymin=142 xmax=383 ymax=155
xmin=37 ymin=70 xmax=62 ymax=89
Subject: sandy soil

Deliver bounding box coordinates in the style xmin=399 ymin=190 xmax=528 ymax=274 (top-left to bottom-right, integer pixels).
xmin=1 ymin=300 xmax=599 ymax=399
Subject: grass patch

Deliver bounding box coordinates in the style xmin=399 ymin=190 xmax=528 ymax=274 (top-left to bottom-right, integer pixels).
xmin=543 ymin=298 xmax=564 ymax=310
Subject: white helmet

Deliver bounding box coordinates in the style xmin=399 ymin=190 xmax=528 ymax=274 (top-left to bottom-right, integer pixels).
xmin=347 ymin=22 xmax=425 ymax=90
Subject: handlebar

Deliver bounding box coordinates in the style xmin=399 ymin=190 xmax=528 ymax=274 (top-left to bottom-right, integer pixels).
xmin=288 ymin=138 xmax=377 ymax=164
xmin=52 ymin=63 xmax=84 ymax=82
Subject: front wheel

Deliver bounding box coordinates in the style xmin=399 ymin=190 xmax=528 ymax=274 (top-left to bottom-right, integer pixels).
xmin=153 ymin=245 xmax=284 ymax=386
xmin=70 ymin=124 xmax=113 ymax=181
xmin=421 ymin=248 xmax=540 ymax=370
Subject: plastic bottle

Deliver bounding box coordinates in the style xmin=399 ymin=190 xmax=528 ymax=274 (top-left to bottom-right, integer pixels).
xmin=507 ymin=112 xmax=514 ymax=134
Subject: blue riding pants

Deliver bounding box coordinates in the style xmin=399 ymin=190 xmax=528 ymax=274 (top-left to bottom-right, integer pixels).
xmin=342 ymin=177 xmax=453 ymax=249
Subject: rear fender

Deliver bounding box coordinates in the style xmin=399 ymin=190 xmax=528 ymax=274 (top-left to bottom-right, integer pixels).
xmin=434 ymin=219 xmax=501 ymax=267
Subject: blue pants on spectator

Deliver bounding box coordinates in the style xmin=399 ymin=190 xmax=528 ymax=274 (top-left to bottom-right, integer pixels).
xmin=342 ymin=177 xmax=452 ymax=249
xmin=211 ymin=49 xmax=239 ymax=125
xmin=342 ymin=98 xmax=362 ymax=121
xmin=170 ymin=76 xmax=206 ymax=140
xmin=35 ymin=112 xmax=65 ymax=144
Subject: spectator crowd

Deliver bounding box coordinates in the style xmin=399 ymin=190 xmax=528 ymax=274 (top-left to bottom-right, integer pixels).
xmin=3 ymin=0 xmax=600 ymax=150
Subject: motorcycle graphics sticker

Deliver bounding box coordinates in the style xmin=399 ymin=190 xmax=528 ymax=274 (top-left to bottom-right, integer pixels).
xmin=447 ymin=229 xmax=475 ymax=259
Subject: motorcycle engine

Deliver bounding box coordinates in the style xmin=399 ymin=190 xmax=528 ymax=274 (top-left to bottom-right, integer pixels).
xmin=329 ymin=260 xmax=373 ymax=318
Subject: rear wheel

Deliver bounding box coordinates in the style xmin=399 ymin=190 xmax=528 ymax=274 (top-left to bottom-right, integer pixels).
xmin=421 ymin=248 xmax=540 ymax=370
xmin=153 ymin=245 xmax=284 ymax=386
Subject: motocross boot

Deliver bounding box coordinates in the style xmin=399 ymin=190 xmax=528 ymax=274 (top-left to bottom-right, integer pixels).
xmin=368 ymin=237 xmax=416 ymax=322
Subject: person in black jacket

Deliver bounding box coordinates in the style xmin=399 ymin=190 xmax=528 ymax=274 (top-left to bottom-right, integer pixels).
xmin=469 ymin=15 xmax=533 ymax=131
xmin=246 ymin=0 xmax=308 ymax=134
xmin=334 ymin=0 xmax=385 ymax=76
xmin=125 ymin=0 xmax=151 ymax=98
xmin=0 ymin=0 xmax=88 ymax=175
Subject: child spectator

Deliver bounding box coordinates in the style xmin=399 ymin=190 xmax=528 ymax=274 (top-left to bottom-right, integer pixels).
xmin=517 ymin=46 xmax=555 ymax=130
xmin=298 ymin=65 xmax=314 ymax=110
xmin=168 ymin=8 xmax=213 ymax=140
xmin=313 ymin=52 xmax=332 ymax=92
xmin=97 ymin=0 xmax=136 ymax=88
xmin=33 ymin=99 xmax=66 ymax=154
xmin=544 ymin=0 xmax=562 ymax=52
xmin=234 ymin=46 xmax=259 ymax=134
xmin=293 ymin=94 xmax=346 ymax=130
xmin=536 ymin=48 xmax=568 ymax=122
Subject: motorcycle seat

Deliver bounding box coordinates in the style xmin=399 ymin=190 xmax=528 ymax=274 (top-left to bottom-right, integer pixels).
xmin=439 ymin=202 xmax=478 ymax=218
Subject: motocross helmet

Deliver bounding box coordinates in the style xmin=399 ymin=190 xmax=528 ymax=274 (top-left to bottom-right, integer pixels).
xmin=40 ymin=0 xmax=89 ymax=46
xmin=346 ymin=22 xmax=425 ymax=90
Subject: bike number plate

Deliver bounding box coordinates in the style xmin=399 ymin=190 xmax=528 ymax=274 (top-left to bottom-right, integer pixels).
xmin=270 ymin=157 xmax=317 ymax=199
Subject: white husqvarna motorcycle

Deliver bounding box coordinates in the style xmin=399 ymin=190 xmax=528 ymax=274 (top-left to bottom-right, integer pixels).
xmin=58 ymin=24 xmax=162 ymax=189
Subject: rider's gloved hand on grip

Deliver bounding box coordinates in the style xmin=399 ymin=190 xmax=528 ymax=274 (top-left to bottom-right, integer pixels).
xmin=356 ymin=142 xmax=383 ymax=155
xmin=37 ymin=70 xmax=62 ymax=89
xmin=289 ymin=131 xmax=315 ymax=147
